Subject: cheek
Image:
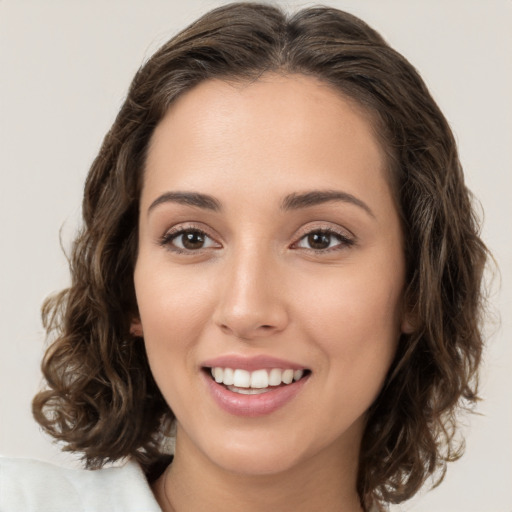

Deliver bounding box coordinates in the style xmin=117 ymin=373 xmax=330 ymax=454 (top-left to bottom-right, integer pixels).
xmin=297 ymin=258 xmax=403 ymax=332
xmin=133 ymin=266 xmax=216 ymax=399
xmin=135 ymin=266 xmax=214 ymax=341
xmin=295 ymin=259 xmax=404 ymax=388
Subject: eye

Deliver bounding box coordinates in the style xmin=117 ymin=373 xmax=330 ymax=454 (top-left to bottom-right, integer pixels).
xmin=160 ymin=227 xmax=220 ymax=253
xmin=294 ymin=228 xmax=354 ymax=252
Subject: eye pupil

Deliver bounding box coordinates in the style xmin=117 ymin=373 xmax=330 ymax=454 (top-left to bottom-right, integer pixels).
xmin=182 ymin=231 xmax=205 ymax=249
xmin=308 ymin=232 xmax=331 ymax=250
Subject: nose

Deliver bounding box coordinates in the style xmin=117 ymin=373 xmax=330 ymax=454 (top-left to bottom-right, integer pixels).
xmin=212 ymin=245 xmax=289 ymax=341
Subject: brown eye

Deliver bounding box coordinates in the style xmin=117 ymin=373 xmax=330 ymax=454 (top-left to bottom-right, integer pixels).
xmin=162 ymin=228 xmax=219 ymax=252
xmin=295 ymin=229 xmax=354 ymax=252
xmin=307 ymin=232 xmax=331 ymax=250
xmin=180 ymin=230 xmax=206 ymax=250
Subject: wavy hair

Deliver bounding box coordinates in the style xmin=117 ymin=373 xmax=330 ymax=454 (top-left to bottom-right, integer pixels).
xmin=32 ymin=3 xmax=489 ymax=509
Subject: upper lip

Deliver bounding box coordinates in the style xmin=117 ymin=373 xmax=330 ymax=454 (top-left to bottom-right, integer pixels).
xmin=201 ymin=354 xmax=308 ymax=372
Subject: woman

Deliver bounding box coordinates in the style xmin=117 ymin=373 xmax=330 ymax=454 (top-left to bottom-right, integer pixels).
xmin=1 ymin=3 xmax=489 ymax=511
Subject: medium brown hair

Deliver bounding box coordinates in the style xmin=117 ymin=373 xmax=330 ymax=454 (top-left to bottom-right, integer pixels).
xmin=33 ymin=3 xmax=489 ymax=509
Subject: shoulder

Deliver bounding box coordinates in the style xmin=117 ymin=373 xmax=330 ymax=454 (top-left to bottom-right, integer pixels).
xmin=0 ymin=456 xmax=162 ymax=512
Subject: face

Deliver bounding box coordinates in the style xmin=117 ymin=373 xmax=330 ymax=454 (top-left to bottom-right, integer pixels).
xmin=133 ymin=74 xmax=410 ymax=476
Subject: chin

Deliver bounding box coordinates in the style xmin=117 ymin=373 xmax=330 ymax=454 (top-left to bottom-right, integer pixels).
xmin=212 ymin=445 xmax=304 ymax=477
xmin=188 ymin=425 xmax=309 ymax=477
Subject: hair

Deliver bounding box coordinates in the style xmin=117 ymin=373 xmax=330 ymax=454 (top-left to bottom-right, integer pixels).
xmin=32 ymin=2 xmax=489 ymax=509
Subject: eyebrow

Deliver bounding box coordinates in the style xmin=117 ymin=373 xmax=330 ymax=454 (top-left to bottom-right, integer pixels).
xmin=148 ymin=191 xmax=222 ymax=213
xmin=281 ymin=190 xmax=375 ymax=217
xmin=147 ymin=189 xmax=374 ymax=218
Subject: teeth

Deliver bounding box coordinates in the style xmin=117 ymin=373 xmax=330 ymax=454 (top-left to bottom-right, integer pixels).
xmin=233 ymin=369 xmax=250 ymax=388
xmin=223 ymin=367 xmax=234 ymax=385
xmin=213 ymin=367 xmax=223 ymax=383
xmin=226 ymin=386 xmax=269 ymax=395
xmin=268 ymin=368 xmax=282 ymax=386
xmin=250 ymin=369 xmax=269 ymax=388
xmin=282 ymin=369 xmax=294 ymax=384
xmin=209 ymin=367 xmax=306 ymax=390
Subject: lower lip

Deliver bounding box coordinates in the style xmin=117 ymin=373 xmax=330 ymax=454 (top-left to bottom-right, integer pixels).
xmin=203 ymin=372 xmax=309 ymax=417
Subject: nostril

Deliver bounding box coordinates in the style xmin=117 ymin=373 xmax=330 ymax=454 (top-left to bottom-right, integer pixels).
xmin=216 ymin=317 xmax=285 ymax=341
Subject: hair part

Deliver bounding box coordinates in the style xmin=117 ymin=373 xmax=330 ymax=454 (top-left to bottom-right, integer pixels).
xmin=33 ymin=3 xmax=489 ymax=509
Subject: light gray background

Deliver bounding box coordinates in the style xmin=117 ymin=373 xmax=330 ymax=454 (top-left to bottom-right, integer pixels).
xmin=1 ymin=1 xmax=511 ymax=510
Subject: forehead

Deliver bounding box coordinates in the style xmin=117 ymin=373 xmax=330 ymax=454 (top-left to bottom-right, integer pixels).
xmin=142 ymin=73 xmax=394 ymax=220
xmin=149 ymin=73 xmax=381 ymax=146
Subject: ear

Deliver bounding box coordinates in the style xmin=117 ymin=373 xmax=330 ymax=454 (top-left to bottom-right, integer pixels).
xmin=401 ymin=314 xmax=415 ymax=334
xmin=130 ymin=317 xmax=144 ymax=337
xmin=400 ymin=302 xmax=417 ymax=334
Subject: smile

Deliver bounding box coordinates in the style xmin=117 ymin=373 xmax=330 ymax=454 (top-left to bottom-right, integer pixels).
xmin=203 ymin=363 xmax=311 ymax=416
xmin=210 ymin=367 xmax=306 ymax=394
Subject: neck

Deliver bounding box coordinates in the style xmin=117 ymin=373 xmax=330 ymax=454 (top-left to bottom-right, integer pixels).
xmin=153 ymin=426 xmax=364 ymax=512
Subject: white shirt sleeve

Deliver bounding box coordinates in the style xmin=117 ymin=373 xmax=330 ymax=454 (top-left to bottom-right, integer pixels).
xmin=0 ymin=456 xmax=162 ymax=512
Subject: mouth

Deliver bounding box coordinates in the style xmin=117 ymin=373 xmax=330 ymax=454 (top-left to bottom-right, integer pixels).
xmin=203 ymin=366 xmax=311 ymax=395
xmin=200 ymin=355 xmax=312 ymax=416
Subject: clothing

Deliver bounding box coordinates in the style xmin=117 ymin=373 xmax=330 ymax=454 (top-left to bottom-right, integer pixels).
xmin=1 ymin=456 xmax=383 ymax=511
xmin=0 ymin=456 xmax=162 ymax=512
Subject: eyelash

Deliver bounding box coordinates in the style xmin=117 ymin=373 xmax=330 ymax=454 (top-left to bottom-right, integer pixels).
xmin=159 ymin=225 xmax=355 ymax=255
xmin=292 ymin=228 xmax=355 ymax=253
xmin=159 ymin=225 xmax=216 ymax=255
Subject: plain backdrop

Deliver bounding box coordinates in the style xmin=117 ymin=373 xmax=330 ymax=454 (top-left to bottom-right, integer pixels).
xmin=1 ymin=1 xmax=511 ymax=511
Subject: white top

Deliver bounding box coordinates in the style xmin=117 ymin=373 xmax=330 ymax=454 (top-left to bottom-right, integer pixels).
xmin=0 ymin=456 xmax=162 ymax=511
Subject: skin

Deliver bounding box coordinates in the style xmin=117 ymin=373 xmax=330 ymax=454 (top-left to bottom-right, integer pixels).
xmin=132 ymin=74 xmax=412 ymax=512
